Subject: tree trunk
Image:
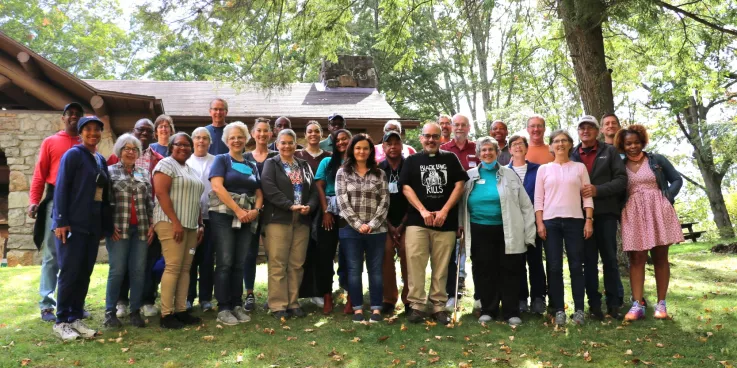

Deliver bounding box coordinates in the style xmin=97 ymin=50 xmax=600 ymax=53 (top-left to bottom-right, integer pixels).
xmin=557 ymin=0 xmax=615 ymax=120
xmin=700 ymin=170 xmax=735 ymax=238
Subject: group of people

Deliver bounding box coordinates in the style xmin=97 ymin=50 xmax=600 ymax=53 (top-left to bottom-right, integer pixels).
xmin=27 ymin=100 xmax=684 ymax=341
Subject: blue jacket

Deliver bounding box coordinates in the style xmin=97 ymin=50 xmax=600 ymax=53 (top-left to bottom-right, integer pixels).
xmin=52 ymin=145 xmax=113 ymax=236
xmin=507 ymin=160 xmax=540 ymax=202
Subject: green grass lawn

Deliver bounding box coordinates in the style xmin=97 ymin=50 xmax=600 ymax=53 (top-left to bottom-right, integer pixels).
xmin=1 ymin=241 xmax=736 ymax=367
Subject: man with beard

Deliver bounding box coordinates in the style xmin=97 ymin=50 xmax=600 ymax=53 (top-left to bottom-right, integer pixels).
xmin=28 ymin=103 xmax=85 ymax=322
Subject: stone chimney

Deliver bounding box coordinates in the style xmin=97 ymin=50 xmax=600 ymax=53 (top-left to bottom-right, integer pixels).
xmin=319 ymin=55 xmax=378 ymax=90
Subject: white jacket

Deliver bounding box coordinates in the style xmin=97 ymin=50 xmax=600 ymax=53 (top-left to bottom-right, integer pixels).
xmin=458 ymin=164 xmax=536 ymax=255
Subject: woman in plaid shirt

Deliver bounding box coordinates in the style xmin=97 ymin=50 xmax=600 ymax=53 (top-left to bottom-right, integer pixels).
xmin=104 ymin=134 xmax=155 ymax=329
xmin=336 ymin=134 xmax=390 ymax=324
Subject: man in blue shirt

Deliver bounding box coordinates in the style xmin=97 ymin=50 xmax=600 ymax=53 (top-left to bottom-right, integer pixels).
xmin=205 ymin=98 xmax=229 ymax=155
xmin=319 ymin=113 xmax=346 ymax=152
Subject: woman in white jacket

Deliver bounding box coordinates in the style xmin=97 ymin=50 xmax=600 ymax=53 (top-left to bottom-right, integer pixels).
xmin=458 ymin=137 xmax=536 ymax=326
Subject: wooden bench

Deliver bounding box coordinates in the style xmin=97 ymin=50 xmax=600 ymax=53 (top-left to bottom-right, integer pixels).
xmin=681 ymin=222 xmax=705 ymax=243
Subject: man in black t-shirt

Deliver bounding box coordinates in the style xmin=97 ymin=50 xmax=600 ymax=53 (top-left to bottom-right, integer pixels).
xmin=400 ymin=123 xmax=468 ymax=325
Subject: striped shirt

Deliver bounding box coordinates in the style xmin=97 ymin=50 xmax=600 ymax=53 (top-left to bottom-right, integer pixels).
xmin=152 ymin=157 xmax=205 ymax=229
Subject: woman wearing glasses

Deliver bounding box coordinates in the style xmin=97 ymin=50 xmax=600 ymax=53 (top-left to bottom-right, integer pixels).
xmin=534 ymin=130 xmax=593 ymax=327
xmin=150 ymin=115 xmax=175 ymax=157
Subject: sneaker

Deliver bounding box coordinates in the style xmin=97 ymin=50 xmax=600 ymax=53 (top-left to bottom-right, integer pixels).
xmin=70 ymin=319 xmax=97 ymax=338
xmin=473 ymin=299 xmax=481 ymax=310
xmin=554 ymin=311 xmax=567 ymax=326
xmin=432 ymin=311 xmax=451 ymax=326
xmin=142 ymin=304 xmax=158 ymax=317
xmin=519 ymin=300 xmax=530 ymax=313
xmin=200 ymin=301 xmax=213 ymax=312
xmin=352 ymin=313 xmax=365 ymax=323
xmin=41 ymin=308 xmax=56 ymax=322
xmin=445 ymin=297 xmax=456 ymax=311
xmin=129 ymin=310 xmax=145 ymax=328
xmin=381 ymin=302 xmax=396 ymax=315
xmin=185 ymin=300 xmax=193 ymax=311
xmin=116 ymin=302 xmax=128 ymax=318
xmin=82 ymin=310 xmax=91 ymax=319
xmin=175 ymin=311 xmax=202 ymax=325
xmin=407 ymin=309 xmax=425 ymax=324
xmin=508 ymin=317 xmax=522 ymax=326
xmin=53 ymin=322 xmax=80 ymax=341
xmin=654 ymin=300 xmax=669 ymax=320
xmin=311 ymin=297 xmax=325 ymax=308
xmin=273 ymin=310 xmax=290 ymax=320
xmin=232 ymin=306 xmax=251 ymax=323
xmin=478 ymin=314 xmax=493 ymax=323
xmin=624 ymin=301 xmax=646 ymax=321
xmin=244 ymin=293 xmax=256 ymax=312
xmin=160 ymin=314 xmax=184 ymax=329
xmin=531 ymin=297 xmax=546 ymax=314
xmin=288 ymin=308 xmax=306 ymax=318
xmin=103 ymin=311 xmax=122 ymax=328
xmin=369 ymin=313 xmax=383 ymax=323
xmin=571 ymin=310 xmax=585 ymax=325
xmin=607 ymin=306 xmax=623 ymax=320
xmin=217 ymin=310 xmax=239 ymax=326
xmin=589 ymin=306 xmax=604 ymax=321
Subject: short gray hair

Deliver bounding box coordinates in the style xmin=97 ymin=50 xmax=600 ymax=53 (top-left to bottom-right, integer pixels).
xmin=475 ymin=136 xmax=500 ymax=156
xmin=134 ymin=118 xmax=154 ymax=130
xmin=191 ymin=127 xmax=212 ymax=145
xmin=222 ymin=121 xmax=250 ymax=144
xmin=113 ymin=133 xmax=142 ymax=158
xmin=276 ymin=128 xmax=297 ymax=144
xmin=452 ymin=113 xmax=472 ymax=126
xmin=526 ymin=114 xmax=546 ymax=127
xmin=383 ymin=120 xmax=402 ymax=134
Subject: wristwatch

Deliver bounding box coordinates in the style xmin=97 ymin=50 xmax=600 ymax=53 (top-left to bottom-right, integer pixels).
xmin=585 ymin=217 xmax=594 ymax=222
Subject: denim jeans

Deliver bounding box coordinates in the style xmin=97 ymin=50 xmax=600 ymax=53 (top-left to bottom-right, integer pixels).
xmin=519 ymin=236 xmax=547 ymax=302
xmin=543 ymin=218 xmax=586 ymax=312
xmin=339 ymin=226 xmax=386 ymax=311
xmin=210 ymin=212 xmax=253 ymax=311
xmin=242 ymin=230 xmax=261 ymax=291
xmin=583 ymin=215 xmax=623 ymax=308
xmin=39 ymin=204 xmax=58 ymax=311
xmin=189 ymin=219 xmax=214 ymax=303
xmin=106 ymin=227 xmax=148 ymax=312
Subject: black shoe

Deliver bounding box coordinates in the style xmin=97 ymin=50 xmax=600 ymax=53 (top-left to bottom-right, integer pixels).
xmin=381 ymin=302 xmax=395 ymax=315
xmin=407 ymin=309 xmax=425 ymax=324
xmin=288 ymin=308 xmax=306 ymax=318
xmin=174 ymin=311 xmax=201 ymax=325
xmin=244 ymin=293 xmax=256 ymax=312
xmin=273 ymin=310 xmax=290 ymax=320
xmin=103 ymin=311 xmax=122 ymax=328
xmin=607 ymin=306 xmax=623 ymax=320
xmin=129 ymin=310 xmax=145 ymax=328
xmin=41 ymin=308 xmax=56 ymax=322
xmin=369 ymin=313 xmax=383 ymax=323
xmin=403 ymin=303 xmax=412 ymax=314
xmin=589 ymin=307 xmax=605 ymax=321
xmin=432 ymin=311 xmax=451 ymax=325
xmin=458 ymin=277 xmax=466 ymax=291
xmin=352 ymin=313 xmax=365 ymax=323
xmin=160 ymin=314 xmax=184 ymax=329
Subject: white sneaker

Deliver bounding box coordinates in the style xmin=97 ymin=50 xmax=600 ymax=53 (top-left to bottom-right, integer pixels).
xmin=69 ymin=319 xmax=97 ymax=338
xmin=116 ymin=302 xmax=129 ymax=318
xmin=473 ymin=299 xmax=481 ymax=310
xmin=217 ymin=310 xmax=239 ymax=326
xmin=142 ymin=304 xmax=158 ymax=317
xmin=445 ymin=297 xmax=456 ymax=311
xmin=478 ymin=314 xmax=493 ymax=323
xmin=232 ymin=306 xmax=251 ymax=323
xmin=311 ymin=297 xmax=325 ymax=308
xmin=508 ymin=317 xmax=522 ymax=326
xmin=53 ymin=323 xmax=80 ymax=341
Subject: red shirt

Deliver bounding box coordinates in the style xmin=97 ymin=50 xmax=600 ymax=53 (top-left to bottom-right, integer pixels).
xmin=440 ymin=139 xmax=479 ymax=171
xmin=577 ymin=141 xmax=598 ymax=174
xmin=29 ymin=131 xmax=80 ymax=205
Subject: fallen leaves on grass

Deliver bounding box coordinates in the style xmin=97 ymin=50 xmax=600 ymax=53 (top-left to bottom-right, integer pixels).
xmin=656 ymin=343 xmax=664 ymax=348
xmin=236 ymin=353 xmax=243 ymax=363
xmin=163 ymin=347 xmax=171 ymax=351
xmin=401 ymin=324 xmax=408 ymax=331
xmin=428 ymin=349 xmax=438 ymax=356
xmin=216 ymin=324 xmax=223 ymax=329
xmin=282 ymin=326 xmax=291 ymax=330
xmin=340 ymin=328 xmax=355 ymax=333
xmin=583 ymin=351 xmax=592 ymax=362
xmin=625 ymin=349 xmax=633 ymax=355
xmin=719 ymin=361 xmax=734 ymax=368
xmin=428 ymin=356 xmax=440 ymax=364
xmin=378 ymin=336 xmax=390 ymax=342
xmin=304 ymin=328 xmax=315 ymax=333
xmin=391 ymin=358 xmax=401 ymax=365
xmin=351 ymin=337 xmax=361 ymax=343
xmin=20 ymin=359 xmax=31 ymax=366
xmin=220 ymin=350 xmax=227 ymax=356
xmin=121 ymin=348 xmax=130 ymax=353
xmin=256 ymin=353 xmax=265 ymax=360
xmin=202 ymin=335 xmax=215 ymax=342
xmin=309 ymin=341 xmax=317 ymax=346
xmin=673 ymin=353 xmax=685 ymax=358
xmin=263 ymin=328 xmax=275 ymax=335
xmin=405 ymin=360 xmax=417 ymax=366
xmin=631 ymin=359 xmax=653 ymax=365
xmin=287 ymin=336 xmax=297 ymax=341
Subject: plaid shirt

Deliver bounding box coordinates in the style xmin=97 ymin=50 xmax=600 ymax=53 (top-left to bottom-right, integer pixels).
xmin=335 ymin=167 xmax=389 ymax=233
xmin=108 ymin=163 xmax=154 ymax=240
xmin=208 ymin=191 xmax=259 ymax=233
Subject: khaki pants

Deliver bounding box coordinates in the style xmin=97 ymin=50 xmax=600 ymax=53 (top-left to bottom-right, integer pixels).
xmin=155 ymin=222 xmax=198 ymax=316
xmin=405 ymin=226 xmax=456 ymax=313
xmin=264 ymin=213 xmax=310 ymax=311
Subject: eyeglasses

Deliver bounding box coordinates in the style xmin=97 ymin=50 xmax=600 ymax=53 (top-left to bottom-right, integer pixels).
xmin=210 ymin=108 xmax=227 ymax=112
xmin=121 ymin=147 xmax=140 ymax=153
xmin=510 ymin=142 xmax=526 ymax=148
xmin=421 ymin=134 xmax=441 ymax=140
xmin=551 ymin=139 xmax=570 ymax=145
xmin=171 ymin=143 xmax=192 ymax=149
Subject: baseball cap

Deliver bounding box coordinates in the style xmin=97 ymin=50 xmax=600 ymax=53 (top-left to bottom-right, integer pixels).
xmin=382 ymin=131 xmax=402 ymax=143
xmin=328 ymin=113 xmax=345 ymax=122
xmin=63 ymin=102 xmax=84 ymax=115
xmin=577 ymin=115 xmax=599 ymax=129
xmin=77 ymin=116 xmax=104 ymax=133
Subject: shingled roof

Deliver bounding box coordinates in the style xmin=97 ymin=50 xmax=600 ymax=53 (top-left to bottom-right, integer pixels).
xmin=84 ymin=80 xmax=400 ymax=120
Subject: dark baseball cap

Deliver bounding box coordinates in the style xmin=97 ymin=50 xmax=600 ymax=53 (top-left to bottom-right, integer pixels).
xmin=63 ymin=102 xmax=84 ymax=115
xmin=77 ymin=116 xmax=104 ymax=133
xmin=328 ymin=113 xmax=345 ymax=122
xmin=382 ymin=131 xmax=402 ymax=143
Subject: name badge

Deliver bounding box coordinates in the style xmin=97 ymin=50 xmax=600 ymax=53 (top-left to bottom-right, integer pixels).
xmin=94 ymin=187 xmax=103 ymax=202
xmin=189 ymin=248 xmax=196 ymax=255
xmin=477 ymin=179 xmax=486 ymax=185
xmin=389 ymin=182 xmax=398 ymax=193
xmin=469 ymin=161 xmax=477 ymax=168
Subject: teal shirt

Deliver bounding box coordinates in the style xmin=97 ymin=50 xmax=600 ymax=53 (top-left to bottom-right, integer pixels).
xmin=319 ymin=136 xmax=333 ymax=153
xmin=468 ymin=164 xmax=503 ymax=225
xmin=315 ymin=156 xmax=340 ymax=195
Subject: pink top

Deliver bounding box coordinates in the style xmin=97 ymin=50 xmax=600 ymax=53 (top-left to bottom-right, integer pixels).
xmin=534 ymin=161 xmax=593 ymax=220
xmin=29 ymin=131 xmax=80 ymax=205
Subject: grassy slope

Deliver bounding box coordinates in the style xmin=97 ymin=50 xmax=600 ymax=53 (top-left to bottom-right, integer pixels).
xmin=1 ymin=241 xmax=736 ymax=368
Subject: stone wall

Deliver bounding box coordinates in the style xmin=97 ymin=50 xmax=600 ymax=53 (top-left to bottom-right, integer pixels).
xmin=0 ymin=111 xmax=110 ymax=266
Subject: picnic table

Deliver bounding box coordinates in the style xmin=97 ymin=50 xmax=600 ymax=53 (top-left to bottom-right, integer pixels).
xmin=680 ymin=222 xmax=705 ymax=243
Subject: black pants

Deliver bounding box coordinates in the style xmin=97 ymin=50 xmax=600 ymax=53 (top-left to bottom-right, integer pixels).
xmin=314 ymin=215 xmax=342 ymax=295
xmin=470 ymin=223 xmax=523 ymax=320
xmin=188 ymin=219 xmax=214 ymax=303
xmin=519 ymin=236 xmax=547 ymax=302
xmin=118 ymin=235 xmax=162 ymax=306
xmin=299 ymin=236 xmax=321 ymax=298
xmin=583 ymin=215 xmax=623 ymax=309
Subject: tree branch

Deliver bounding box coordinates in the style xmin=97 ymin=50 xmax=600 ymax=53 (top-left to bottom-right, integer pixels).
xmin=679 ymin=171 xmax=706 ymax=191
xmin=655 ymin=0 xmax=737 ymax=37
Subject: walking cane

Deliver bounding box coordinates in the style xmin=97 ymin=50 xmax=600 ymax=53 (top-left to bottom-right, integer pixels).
xmin=452 ymin=235 xmax=464 ymax=323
